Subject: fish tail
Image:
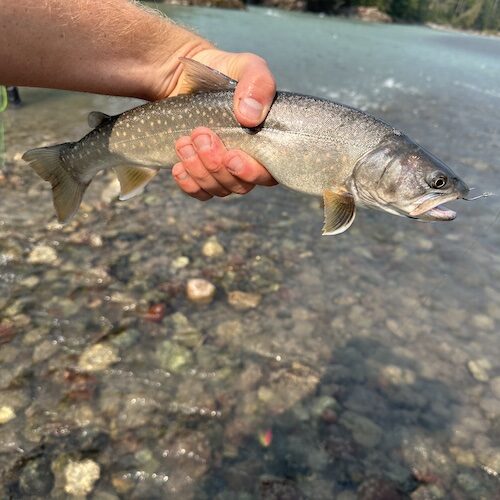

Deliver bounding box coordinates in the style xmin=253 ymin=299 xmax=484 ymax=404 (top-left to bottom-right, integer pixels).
xmin=23 ymin=144 xmax=89 ymax=223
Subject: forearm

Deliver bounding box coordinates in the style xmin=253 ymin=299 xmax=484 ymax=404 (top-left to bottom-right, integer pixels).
xmin=0 ymin=0 xmax=212 ymax=100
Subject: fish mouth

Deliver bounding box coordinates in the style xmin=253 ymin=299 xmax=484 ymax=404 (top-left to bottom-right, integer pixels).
xmin=409 ymin=193 xmax=461 ymax=221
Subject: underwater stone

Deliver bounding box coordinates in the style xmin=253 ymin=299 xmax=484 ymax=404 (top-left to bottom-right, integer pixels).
xmin=339 ymin=411 xmax=383 ymax=448
xmin=228 ymin=290 xmax=261 ymax=310
xmin=202 ymin=237 xmax=225 ymax=257
xmin=186 ymin=278 xmax=216 ymax=304
xmin=78 ymin=343 xmax=120 ymax=372
xmin=64 ymin=459 xmax=100 ymax=496
xmin=27 ymin=244 xmax=58 ymax=264
xmin=19 ymin=457 xmax=54 ymax=496
xmin=467 ymin=359 xmax=491 ymax=382
xmin=157 ymin=340 xmax=193 ymax=373
xmin=171 ymin=255 xmax=190 ymax=270
xmin=0 ymin=405 xmax=15 ymax=424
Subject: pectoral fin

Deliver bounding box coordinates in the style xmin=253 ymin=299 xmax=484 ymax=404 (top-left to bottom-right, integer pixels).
xmin=178 ymin=58 xmax=237 ymax=94
xmin=322 ymin=189 xmax=356 ymax=235
xmin=114 ymin=165 xmax=159 ymax=201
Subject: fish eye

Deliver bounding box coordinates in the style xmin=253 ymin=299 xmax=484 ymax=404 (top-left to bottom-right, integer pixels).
xmin=429 ymin=173 xmax=448 ymax=190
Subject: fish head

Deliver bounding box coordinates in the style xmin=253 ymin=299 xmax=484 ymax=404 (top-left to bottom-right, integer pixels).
xmin=350 ymin=134 xmax=469 ymax=221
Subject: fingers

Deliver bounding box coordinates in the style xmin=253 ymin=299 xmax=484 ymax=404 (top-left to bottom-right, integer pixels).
xmin=172 ymin=163 xmax=212 ymax=201
xmin=174 ymin=127 xmax=253 ymax=199
xmin=232 ymin=54 xmax=276 ymax=128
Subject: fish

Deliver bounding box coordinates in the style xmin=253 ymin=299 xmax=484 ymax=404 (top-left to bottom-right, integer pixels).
xmin=23 ymin=58 xmax=470 ymax=235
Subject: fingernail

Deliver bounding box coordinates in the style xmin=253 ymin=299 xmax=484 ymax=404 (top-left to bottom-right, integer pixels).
xmin=239 ymin=97 xmax=264 ymax=122
xmin=179 ymin=144 xmax=195 ymax=159
xmin=177 ymin=170 xmax=189 ymax=180
xmin=193 ymin=134 xmax=211 ymax=152
xmin=226 ymin=154 xmax=244 ymax=174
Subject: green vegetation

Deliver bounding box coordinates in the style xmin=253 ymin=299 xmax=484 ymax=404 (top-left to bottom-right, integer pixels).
xmin=303 ymin=0 xmax=500 ymax=30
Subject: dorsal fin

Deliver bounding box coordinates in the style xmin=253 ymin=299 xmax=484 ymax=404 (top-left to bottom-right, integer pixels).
xmin=178 ymin=57 xmax=237 ymax=95
xmin=88 ymin=111 xmax=111 ymax=128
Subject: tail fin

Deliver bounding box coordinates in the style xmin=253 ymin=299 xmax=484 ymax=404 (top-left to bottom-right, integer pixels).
xmin=23 ymin=144 xmax=89 ymax=223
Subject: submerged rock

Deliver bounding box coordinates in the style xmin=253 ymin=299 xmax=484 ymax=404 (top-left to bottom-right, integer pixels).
xmin=64 ymin=459 xmax=100 ymax=496
xmin=157 ymin=340 xmax=193 ymax=372
xmin=78 ymin=343 xmax=120 ymax=372
xmin=228 ymin=290 xmax=261 ymax=310
xmin=186 ymin=278 xmax=216 ymax=304
xmin=202 ymin=237 xmax=225 ymax=257
xmin=18 ymin=457 xmax=54 ymax=496
xmin=0 ymin=405 xmax=15 ymax=424
xmin=27 ymin=244 xmax=58 ymax=264
xmin=339 ymin=411 xmax=383 ymax=448
xmin=467 ymin=358 xmax=491 ymax=382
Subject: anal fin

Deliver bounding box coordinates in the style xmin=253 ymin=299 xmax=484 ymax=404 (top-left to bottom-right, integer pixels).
xmin=322 ymin=189 xmax=356 ymax=236
xmin=114 ymin=165 xmax=159 ymax=201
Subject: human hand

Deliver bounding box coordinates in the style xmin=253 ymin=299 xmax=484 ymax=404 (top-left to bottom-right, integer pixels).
xmin=170 ymin=49 xmax=278 ymax=200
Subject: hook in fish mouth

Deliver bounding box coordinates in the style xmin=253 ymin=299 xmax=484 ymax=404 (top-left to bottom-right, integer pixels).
xmin=409 ymin=193 xmax=462 ymax=221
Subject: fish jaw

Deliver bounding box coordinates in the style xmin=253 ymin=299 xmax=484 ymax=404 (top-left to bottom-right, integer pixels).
xmin=409 ymin=193 xmax=461 ymax=221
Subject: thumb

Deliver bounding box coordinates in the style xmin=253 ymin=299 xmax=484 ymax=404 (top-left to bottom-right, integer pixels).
xmin=232 ymin=54 xmax=276 ymax=128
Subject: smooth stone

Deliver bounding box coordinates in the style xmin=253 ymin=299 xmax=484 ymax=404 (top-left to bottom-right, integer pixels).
xmin=202 ymin=237 xmax=225 ymax=257
xmin=33 ymin=340 xmax=58 ymax=363
xmin=78 ymin=343 xmax=119 ymax=372
xmin=19 ymin=457 xmax=54 ymax=496
xmin=339 ymin=411 xmax=383 ymax=448
xmin=186 ymin=278 xmax=216 ymax=304
xmin=215 ymin=320 xmax=243 ymax=346
xmin=471 ymin=314 xmax=495 ymax=331
xmin=64 ymin=459 xmax=100 ymax=496
xmin=228 ymin=291 xmax=262 ymax=310
xmin=0 ymin=406 xmax=15 ymax=424
xmin=379 ymin=364 xmax=416 ymax=385
xmin=171 ymin=255 xmax=190 ymax=270
xmin=467 ymin=359 xmax=491 ymax=382
xmin=157 ymin=340 xmax=193 ymax=373
xmin=27 ymin=245 xmax=58 ymax=264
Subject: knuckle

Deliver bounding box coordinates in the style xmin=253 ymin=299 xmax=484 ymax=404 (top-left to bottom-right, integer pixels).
xmin=232 ymin=184 xmax=253 ymax=195
xmin=205 ymin=161 xmax=223 ymax=174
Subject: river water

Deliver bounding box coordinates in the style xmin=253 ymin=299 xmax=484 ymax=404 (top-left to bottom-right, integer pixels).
xmin=0 ymin=5 xmax=499 ymax=499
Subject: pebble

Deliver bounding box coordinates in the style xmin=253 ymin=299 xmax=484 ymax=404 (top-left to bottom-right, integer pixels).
xmin=467 ymin=359 xmax=491 ymax=382
xmin=214 ymin=320 xmax=243 ymax=346
xmin=19 ymin=457 xmax=54 ymax=496
xmin=78 ymin=343 xmax=119 ymax=372
xmin=186 ymin=278 xmax=216 ymax=304
xmin=0 ymin=406 xmax=15 ymax=424
xmin=157 ymin=340 xmax=192 ymax=373
xmin=64 ymin=459 xmax=100 ymax=496
xmin=472 ymin=314 xmax=495 ymax=331
xmin=379 ymin=364 xmax=416 ymax=385
xmin=202 ymin=237 xmax=225 ymax=257
xmin=228 ymin=290 xmax=262 ymax=310
xmin=171 ymin=255 xmax=190 ymax=270
xmin=27 ymin=245 xmax=58 ymax=264
xmin=339 ymin=411 xmax=382 ymax=448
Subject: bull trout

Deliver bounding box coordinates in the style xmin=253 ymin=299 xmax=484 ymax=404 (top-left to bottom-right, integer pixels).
xmin=23 ymin=59 xmax=470 ymax=235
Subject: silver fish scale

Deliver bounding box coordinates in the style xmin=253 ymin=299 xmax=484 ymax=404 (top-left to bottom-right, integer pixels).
xmin=67 ymin=91 xmax=396 ymax=195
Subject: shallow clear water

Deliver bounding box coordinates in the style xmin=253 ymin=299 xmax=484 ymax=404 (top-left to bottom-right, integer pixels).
xmin=1 ymin=6 xmax=500 ymax=499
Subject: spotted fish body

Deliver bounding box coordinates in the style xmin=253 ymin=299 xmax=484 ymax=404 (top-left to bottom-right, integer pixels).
xmin=23 ymin=59 xmax=469 ymax=234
